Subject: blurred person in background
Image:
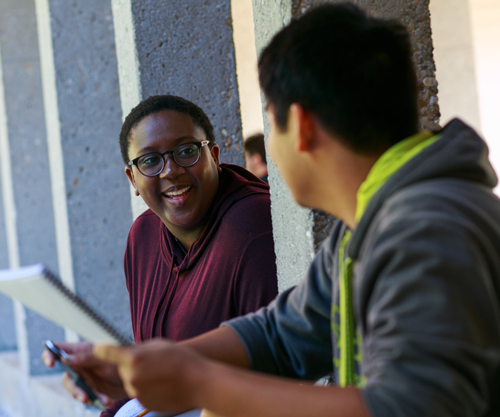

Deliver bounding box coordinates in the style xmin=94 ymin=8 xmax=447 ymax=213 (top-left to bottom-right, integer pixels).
xmin=244 ymin=132 xmax=268 ymax=183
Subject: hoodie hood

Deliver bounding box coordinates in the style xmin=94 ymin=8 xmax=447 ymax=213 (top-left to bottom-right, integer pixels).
xmin=161 ymin=163 xmax=270 ymax=269
xmin=348 ymin=119 xmax=498 ymax=260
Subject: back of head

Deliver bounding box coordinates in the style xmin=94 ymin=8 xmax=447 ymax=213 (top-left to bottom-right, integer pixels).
xmin=243 ymin=133 xmax=267 ymax=165
xmin=119 ymin=95 xmax=215 ymax=164
xmin=258 ymin=3 xmax=419 ymax=155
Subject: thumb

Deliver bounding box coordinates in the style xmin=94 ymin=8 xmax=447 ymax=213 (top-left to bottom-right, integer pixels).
xmin=93 ymin=344 xmax=129 ymax=365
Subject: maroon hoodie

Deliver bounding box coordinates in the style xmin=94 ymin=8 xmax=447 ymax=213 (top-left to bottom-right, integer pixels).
xmin=102 ymin=166 xmax=277 ymax=416
xmin=125 ymin=163 xmax=278 ymax=342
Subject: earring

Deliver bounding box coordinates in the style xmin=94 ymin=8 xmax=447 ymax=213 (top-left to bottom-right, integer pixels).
xmin=135 ymin=189 xmax=140 ymax=196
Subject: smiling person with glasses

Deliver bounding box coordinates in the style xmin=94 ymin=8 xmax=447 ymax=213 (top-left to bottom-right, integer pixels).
xmin=42 ymin=95 xmax=277 ymax=417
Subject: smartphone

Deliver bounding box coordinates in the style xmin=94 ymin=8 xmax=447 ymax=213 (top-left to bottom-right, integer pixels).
xmin=44 ymin=339 xmax=106 ymax=411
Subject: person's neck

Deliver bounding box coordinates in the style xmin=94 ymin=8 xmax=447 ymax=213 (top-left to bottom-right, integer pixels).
xmin=311 ymin=140 xmax=381 ymax=230
xmin=169 ymin=224 xmax=205 ymax=252
xmin=254 ymin=164 xmax=268 ymax=179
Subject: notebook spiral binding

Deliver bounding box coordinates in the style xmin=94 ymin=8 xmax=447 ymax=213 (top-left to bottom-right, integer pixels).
xmin=42 ymin=267 xmax=132 ymax=346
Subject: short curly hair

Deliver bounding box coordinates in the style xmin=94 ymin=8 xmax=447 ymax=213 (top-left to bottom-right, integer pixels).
xmin=119 ymin=95 xmax=215 ymax=164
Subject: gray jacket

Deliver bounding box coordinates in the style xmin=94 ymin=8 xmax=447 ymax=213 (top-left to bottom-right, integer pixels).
xmin=225 ymin=119 xmax=500 ymax=417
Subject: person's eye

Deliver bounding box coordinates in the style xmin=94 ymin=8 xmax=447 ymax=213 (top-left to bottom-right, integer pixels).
xmin=140 ymin=155 xmax=161 ymax=166
xmin=177 ymin=146 xmax=196 ymax=157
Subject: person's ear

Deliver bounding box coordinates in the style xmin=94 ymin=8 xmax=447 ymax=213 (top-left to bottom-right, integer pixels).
xmin=210 ymin=143 xmax=222 ymax=172
xmin=124 ymin=166 xmax=140 ymax=196
xmin=291 ymin=104 xmax=316 ymax=152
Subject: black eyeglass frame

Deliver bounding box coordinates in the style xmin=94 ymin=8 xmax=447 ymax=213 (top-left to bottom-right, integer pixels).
xmin=128 ymin=140 xmax=210 ymax=177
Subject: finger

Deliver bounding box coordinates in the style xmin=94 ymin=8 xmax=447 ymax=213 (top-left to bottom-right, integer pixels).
xmin=41 ymin=348 xmax=56 ymax=368
xmin=93 ymin=344 xmax=129 ymax=366
xmin=53 ymin=341 xmax=91 ymax=354
xmin=97 ymin=392 xmax=114 ymax=407
xmin=70 ymin=344 xmax=98 ymax=366
xmin=62 ymin=372 xmax=89 ymax=404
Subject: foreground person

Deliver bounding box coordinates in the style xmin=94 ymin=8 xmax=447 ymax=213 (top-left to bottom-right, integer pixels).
xmin=59 ymin=4 xmax=500 ymax=417
xmin=43 ymin=95 xmax=277 ymax=415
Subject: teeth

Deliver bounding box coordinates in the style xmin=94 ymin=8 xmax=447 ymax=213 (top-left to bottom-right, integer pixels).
xmin=165 ymin=186 xmax=191 ymax=197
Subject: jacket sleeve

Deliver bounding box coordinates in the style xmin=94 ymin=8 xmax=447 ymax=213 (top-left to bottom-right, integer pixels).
xmin=359 ymin=211 xmax=500 ymax=417
xmin=224 ymin=225 xmax=343 ymax=380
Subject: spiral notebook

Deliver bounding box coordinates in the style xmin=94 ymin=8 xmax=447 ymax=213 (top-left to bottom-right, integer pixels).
xmin=0 ymin=264 xmax=131 ymax=345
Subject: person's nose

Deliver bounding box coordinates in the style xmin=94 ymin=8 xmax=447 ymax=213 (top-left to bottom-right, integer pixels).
xmin=159 ymin=154 xmax=185 ymax=179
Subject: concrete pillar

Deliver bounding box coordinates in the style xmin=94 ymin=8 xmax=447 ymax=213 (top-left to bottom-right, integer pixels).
xmin=35 ymin=0 xmax=133 ymax=342
xmin=112 ymin=0 xmax=245 ymax=219
xmin=0 ymin=44 xmax=17 ymax=353
xmin=0 ymin=0 xmax=65 ymax=375
xmin=251 ymin=0 xmax=333 ymax=292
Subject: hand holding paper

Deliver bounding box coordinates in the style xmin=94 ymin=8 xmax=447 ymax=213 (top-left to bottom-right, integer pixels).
xmin=0 ymin=264 xmax=131 ymax=345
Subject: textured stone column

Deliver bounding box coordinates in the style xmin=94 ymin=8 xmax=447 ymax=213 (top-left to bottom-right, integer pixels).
xmin=251 ymin=0 xmax=321 ymax=292
xmin=0 ymin=0 xmax=64 ymax=374
xmin=35 ymin=0 xmax=133 ymax=344
xmin=112 ymin=0 xmax=245 ymax=219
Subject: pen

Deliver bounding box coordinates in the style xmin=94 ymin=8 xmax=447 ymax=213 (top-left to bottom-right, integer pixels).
xmin=137 ymin=410 xmax=150 ymax=417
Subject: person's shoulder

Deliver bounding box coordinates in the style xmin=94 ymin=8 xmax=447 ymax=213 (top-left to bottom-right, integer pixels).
xmin=384 ymin=178 xmax=498 ymax=223
xmin=129 ymin=209 xmax=161 ymax=236
xmin=220 ymin=163 xmax=270 ymax=195
xmin=222 ymin=190 xmax=272 ymax=229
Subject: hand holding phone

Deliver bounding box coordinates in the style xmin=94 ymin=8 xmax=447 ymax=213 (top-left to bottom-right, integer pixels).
xmin=44 ymin=339 xmax=106 ymax=411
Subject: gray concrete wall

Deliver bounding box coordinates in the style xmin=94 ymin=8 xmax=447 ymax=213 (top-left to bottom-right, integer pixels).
xmin=0 ymin=0 xmax=64 ymax=374
xmin=43 ymin=0 xmax=133 ymax=338
xmin=0 ymin=0 xmax=134 ymax=408
xmin=251 ymin=0 xmax=316 ymax=292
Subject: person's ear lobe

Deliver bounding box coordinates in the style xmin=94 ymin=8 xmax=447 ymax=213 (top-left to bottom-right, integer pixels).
xmin=124 ymin=166 xmax=139 ymax=195
xmin=291 ymin=104 xmax=315 ymax=152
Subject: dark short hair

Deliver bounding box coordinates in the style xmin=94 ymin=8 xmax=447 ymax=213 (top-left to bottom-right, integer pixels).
xmin=258 ymin=3 xmax=418 ymax=155
xmin=243 ymin=133 xmax=267 ymax=165
xmin=119 ymin=95 xmax=215 ymax=164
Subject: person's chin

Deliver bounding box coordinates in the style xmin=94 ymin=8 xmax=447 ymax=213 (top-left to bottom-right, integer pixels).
xmin=163 ymin=210 xmax=199 ymax=230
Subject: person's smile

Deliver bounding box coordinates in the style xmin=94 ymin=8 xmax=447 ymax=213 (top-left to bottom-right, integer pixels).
xmin=163 ymin=184 xmax=193 ymax=206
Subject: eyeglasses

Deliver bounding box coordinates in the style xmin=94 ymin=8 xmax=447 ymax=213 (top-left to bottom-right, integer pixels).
xmin=129 ymin=140 xmax=210 ymax=177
